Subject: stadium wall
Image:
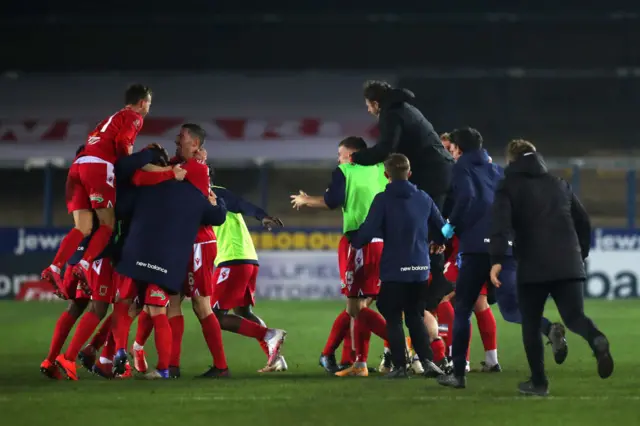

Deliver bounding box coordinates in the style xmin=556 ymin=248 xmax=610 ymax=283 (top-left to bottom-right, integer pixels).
xmin=0 ymin=227 xmax=637 ymax=301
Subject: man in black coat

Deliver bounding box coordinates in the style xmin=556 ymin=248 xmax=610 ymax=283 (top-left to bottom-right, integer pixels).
xmin=489 ymin=139 xmax=614 ymax=396
xmin=352 ymin=80 xmax=454 ymax=310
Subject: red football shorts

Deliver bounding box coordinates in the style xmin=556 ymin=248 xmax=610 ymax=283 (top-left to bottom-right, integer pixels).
xmin=443 ymin=258 xmax=459 ymax=283
xmin=63 ymin=265 xmax=90 ymax=301
xmin=114 ymin=271 xmax=137 ymax=301
xmin=113 ymin=271 xmax=169 ymax=307
xmin=141 ymin=284 xmax=170 ymax=308
xmin=340 ymin=235 xmax=383 ymax=298
xmin=88 ymin=258 xmax=115 ymax=303
xmin=480 ymin=283 xmax=488 ymax=296
xmin=211 ymin=263 xmax=259 ymax=310
xmin=183 ymin=242 xmax=216 ymax=298
xmin=65 ymin=156 xmax=116 ymax=213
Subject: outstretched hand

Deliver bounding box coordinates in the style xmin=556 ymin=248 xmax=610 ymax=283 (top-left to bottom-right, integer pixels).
xmin=290 ymin=190 xmax=309 ymax=210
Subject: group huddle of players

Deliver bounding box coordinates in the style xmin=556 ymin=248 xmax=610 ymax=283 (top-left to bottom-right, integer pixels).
xmin=38 ymin=84 xmax=511 ymax=382
xmin=39 ymin=84 xmax=287 ymax=380
xmin=289 ymin=134 xmax=502 ymax=377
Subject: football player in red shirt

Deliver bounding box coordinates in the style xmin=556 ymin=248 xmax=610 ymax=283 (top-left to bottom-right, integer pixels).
xmin=124 ymin=124 xmax=230 ymax=378
xmin=41 ymin=84 xmax=152 ymax=295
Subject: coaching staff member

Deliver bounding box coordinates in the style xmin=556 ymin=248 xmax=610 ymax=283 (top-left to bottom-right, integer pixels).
xmin=352 ymin=80 xmax=455 ymax=309
xmin=489 ymin=139 xmax=614 ymax=396
xmin=350 ymin=154 xmax=446 ymax=379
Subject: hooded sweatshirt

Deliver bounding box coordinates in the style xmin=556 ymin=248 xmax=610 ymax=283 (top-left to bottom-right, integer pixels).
xmin=351 ymin=179 xmax=445 ymax=283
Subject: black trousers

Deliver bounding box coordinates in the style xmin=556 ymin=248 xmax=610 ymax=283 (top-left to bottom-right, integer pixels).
xmin=377 ymin=281 xmax=434 ymax=369
xmin=424 ymin=193 xmax=453 ymax=311
xmin=518 ymin=279 xmax=604 ymax=386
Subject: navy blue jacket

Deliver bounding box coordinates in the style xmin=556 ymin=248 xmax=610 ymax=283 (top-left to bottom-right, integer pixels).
xmin=447 ymin=149 xmax=512 ymax=255
xmin=111 ymin=149 xmax=163 ymax=265
xmin=351 ymin=180 xmax=446 ymax=283
xmin=323 ymin=167 xmax=346 ymax=209
xmin=212 ymin=187 xmax=268 ymax=221
xmin=116 ymin=180 xmax=227 ymax=294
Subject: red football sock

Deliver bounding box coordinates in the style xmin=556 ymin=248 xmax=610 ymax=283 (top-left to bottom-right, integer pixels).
xmin=169 ymin=315 xmax=184 ymax=367
xmin=340 ymin=318 xmax=355 ymax=364
xmin=436 ymin=301 xmax=455 ymax=350
xmin=113 ymin=302 xmax=134 ymax=351
xmin=475 ymin=307 xmax=498 ymax=351
xmin=431 ymin=338 xmax=446 ymax=363
xmin=358 ymin=307 xmax=387 ymax=339
xmin=65 ymin=311 xmax=101 ymax=360
xmin=135 ymin=310 xmax=154 ymax=346
xmin=200 ymin=314 xmax=228 ymax=370
xmin=353 ymin=317 xmax=372 ymax=363
xmin=340 ymin=332 xmax=355 ymax=364
xmin=80 ymin=225 xmax=113 ymax=264
xmin=100 ymin=331 xmax=116 ymax=361
xmin=46 ymin=311 xmax=78 ymax=362
xmin=237 ymin=318 xmax=268 ymax=340
xmin=89 ymin=313 xmax=113 ymax=349
xmin=322 ymin=310 xmax=350 ymax=356
xmin=51 ymin=228 xmax=85 ymax=269
xmin=152 ymin=314 xmax=172 ymax=371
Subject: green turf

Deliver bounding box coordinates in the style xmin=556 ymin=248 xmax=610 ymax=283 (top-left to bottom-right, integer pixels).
xmin=0 ymin=300 xmax=638 ymax=426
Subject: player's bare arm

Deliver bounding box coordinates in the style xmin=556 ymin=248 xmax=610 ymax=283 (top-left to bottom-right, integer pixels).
xmin=290 ymin=191 xmax=329 ymax=210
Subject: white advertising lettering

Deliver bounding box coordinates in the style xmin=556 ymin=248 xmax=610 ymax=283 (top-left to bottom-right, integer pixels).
xmin=584 ymin=252 xmax=639 ymax=299
xmin=0 ymin=274 xmax=41 ymax=297
xmin=13 ymin=228 xmax=66 ymax=255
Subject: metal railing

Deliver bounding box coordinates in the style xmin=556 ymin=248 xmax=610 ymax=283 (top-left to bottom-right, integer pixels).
xmin=5 ymin=156 xmax=638 ymax=228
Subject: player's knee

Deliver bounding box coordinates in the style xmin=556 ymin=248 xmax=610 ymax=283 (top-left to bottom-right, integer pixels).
xmin=346 ymin=300 xmax=361 ymax=318
xmin=232 ymin=306 xmax=250 ymax=317
xmin=129 ymin=303 xmax=142 ymax=318
xmin=94 ymin=208 xmax=116 ymax=228
xmin=474 ymin=296 xmax=489 ymax=312
xmin=76 ymin=225 xmax=93 ymax=237
xmin=192 ymin=297 xmax=213 ymax=320
xmin=88 ymin=301 xmax=109 ymax=319
xmin=67 ymin=300 xmax=87 ymax=318
xmin=167 ymin=296 xmax=183 ymax=318
xmin=148 ymin=305 xmax=167 ymax=317
xmin=213 ymin=309 xmax=226 ymax=321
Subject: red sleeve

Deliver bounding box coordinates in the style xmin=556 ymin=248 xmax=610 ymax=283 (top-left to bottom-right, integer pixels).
xmin=132 ymin=170 xmax=175 ymax=186
xmin=182 ymin=159 xmax=210 ymax=195
xmin=115 ymin=112 xmax=143 ymax=157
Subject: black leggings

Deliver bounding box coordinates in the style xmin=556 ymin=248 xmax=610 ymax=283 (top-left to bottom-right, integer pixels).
xmin=518 ymin=279 xmax=604 ymax=386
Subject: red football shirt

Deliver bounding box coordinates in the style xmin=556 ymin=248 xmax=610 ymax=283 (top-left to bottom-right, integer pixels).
xmin=181 ymin=158 xmax=216 ymax=244
xmin=81 ymin=108 xmax=144 ymax=164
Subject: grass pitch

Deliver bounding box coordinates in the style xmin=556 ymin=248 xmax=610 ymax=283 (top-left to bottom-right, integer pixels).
xmin=0 ymin=300 xmax=638 ymax=426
